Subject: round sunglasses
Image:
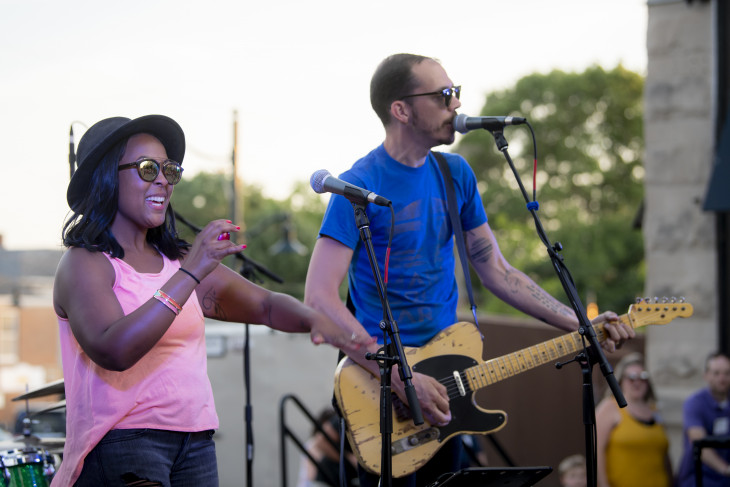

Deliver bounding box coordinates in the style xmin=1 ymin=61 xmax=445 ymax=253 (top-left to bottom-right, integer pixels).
xmin=118 ymin=158 xmax=184 ymax=185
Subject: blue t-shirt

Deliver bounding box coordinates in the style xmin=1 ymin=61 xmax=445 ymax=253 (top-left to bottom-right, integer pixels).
xmin=318 ymin=144 xmax=487 ymax=347
xmin=677 ymin=388 xmax=730 ymax=487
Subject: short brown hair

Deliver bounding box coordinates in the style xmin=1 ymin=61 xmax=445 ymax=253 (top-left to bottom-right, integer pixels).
xmin=705 ymin=351 xmax=730 ymax=372
xmin=370 ymin=53 xmax=435 ymax=126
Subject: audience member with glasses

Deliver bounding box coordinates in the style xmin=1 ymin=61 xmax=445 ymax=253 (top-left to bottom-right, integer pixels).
xmin=52 ymin=115 xmax=373 ymax=486
xmin=304 ymin=53 xmax=634 ymax=487
xmin=595 ymin=353 xmax=673 ymax=487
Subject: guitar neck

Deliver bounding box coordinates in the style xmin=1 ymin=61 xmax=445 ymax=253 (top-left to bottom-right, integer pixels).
xmin=464 ymin=314 xmax=629 ymax=391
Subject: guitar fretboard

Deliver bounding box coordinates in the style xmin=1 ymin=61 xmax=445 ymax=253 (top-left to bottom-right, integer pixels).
xmin=464 ymin=317 xmax=622 ymax=391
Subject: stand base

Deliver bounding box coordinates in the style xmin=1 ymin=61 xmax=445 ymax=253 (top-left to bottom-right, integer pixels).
xmin=426 ymin=466 xmax=552 ymax=487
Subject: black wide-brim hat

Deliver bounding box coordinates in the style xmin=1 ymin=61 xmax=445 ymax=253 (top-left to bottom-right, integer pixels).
xmin=67 ymin=115 xmax=185 ymax=210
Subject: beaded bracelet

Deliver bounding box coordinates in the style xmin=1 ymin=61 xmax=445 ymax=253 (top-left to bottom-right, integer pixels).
xmin=153 ymin=289 xmax=183 ymax=315
xmin=179 ymin=268 xmax=201 ymax=285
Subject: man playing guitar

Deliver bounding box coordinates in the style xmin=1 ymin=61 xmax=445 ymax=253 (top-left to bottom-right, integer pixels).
xmin=304 ymin=53 xmax=634 ymax=487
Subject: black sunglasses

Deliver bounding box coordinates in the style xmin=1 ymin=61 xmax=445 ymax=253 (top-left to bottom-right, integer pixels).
xmin=401 ymin=85 xmax=461 ymax=107
xmin=118 ymin=158 xmax=184 ymax=185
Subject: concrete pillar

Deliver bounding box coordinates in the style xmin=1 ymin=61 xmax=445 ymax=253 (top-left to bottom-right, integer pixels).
xmin=644 ymin=0 xmax=717 ymax=467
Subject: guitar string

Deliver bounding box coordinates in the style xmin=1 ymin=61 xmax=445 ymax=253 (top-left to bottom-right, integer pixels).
xmin=390 ymin=311 xmax=686 ymax=413
xmin=438 ymin=319 xmax=644 ymax=400
xmin=435 ymin=334 xmax=589 ymax=400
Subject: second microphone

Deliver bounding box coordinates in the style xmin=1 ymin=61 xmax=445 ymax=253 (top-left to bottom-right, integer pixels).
xmin=310 ymin=170 xmax=392 ymax=207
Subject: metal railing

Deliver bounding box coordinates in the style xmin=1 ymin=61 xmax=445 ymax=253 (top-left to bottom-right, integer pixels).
xmin=693 ymin=435 xmax=730 ymax=487
xmin=279 ymin=394 xmax=345 ymax=487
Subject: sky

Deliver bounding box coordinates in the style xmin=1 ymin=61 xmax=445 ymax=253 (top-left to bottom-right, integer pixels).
xmin=0 ymin=0 xmax=648 ymax=250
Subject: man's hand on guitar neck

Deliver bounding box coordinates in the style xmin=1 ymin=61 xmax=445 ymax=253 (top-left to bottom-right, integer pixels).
xmin=593 ymin=311 xmax=636 ymax=352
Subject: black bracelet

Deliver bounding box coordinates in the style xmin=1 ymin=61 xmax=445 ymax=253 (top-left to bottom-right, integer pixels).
xmin=179 ymin=268 xmax=201 ymax=285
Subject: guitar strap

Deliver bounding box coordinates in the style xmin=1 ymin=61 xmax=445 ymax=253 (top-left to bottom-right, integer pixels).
xmin=433 ymin=151 xmax=480 ymax=327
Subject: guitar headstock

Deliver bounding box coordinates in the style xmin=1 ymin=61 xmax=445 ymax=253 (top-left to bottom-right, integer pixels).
xmin=627 ymin=297 xmax=694 ymax=329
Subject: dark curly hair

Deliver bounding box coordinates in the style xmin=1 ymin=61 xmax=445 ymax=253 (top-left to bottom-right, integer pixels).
xmin=62 ymin=136 xmax=190 ymax=260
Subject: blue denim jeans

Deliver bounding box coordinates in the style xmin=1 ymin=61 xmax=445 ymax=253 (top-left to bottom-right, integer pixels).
xmin=74 ymin=429 xmax=218 ymax=487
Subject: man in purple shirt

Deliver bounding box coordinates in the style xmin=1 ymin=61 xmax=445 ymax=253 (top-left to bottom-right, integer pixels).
xmin=678 ymin=352 xmax=730 ymax=486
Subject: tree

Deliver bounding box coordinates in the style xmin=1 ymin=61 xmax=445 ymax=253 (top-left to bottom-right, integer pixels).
xmin=171 ymin=172 xmax=325 ymax=299
xmin=455 ymin=65 xmax=645 ymax=315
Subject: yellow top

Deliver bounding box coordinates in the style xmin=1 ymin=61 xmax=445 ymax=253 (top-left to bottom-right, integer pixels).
xmin=605 ymin=407 xmax=670 ymax=487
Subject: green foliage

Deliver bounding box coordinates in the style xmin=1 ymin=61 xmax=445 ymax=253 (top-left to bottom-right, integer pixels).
xmin=170 ymin=171 xmax=232 ymax=241
xmin=455 ymin=65 xmax=645 ymax=315
xmin=168 ymin=65 xmax=646 ymax=314
xmin=171 ymin=173 xmax=326 ymax=300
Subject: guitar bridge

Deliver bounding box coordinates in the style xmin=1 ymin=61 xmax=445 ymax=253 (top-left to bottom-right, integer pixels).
xmin=391 ymin=427 xmax=440 ymax=455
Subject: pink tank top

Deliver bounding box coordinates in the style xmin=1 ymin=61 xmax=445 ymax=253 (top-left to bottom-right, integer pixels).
xmin=52 ymin=251 xmax=218 ymax=487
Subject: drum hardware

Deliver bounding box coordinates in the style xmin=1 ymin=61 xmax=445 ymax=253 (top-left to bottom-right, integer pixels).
xmin=29 ymin=403 xmax=65 ymax=417
xmin=0 ymin=447 xmax=55 ymax=487
xmin=11 ymin=381 xmax=64 ymax=403
xmin=2 ymin=381 xmax=66 ymax=486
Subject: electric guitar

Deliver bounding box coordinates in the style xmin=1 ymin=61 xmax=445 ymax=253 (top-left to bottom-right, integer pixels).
xmin=333 ymin=299 xmax=693 ymax=477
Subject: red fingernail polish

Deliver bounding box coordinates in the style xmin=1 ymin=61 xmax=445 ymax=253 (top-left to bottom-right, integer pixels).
xmin=241 ymin=244 xmax=247 ymax=249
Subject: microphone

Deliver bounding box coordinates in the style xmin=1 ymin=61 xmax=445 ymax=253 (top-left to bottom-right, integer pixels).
xmin=69 ymin=125 xmax=76 ymax=179
xmin=310 ymin=169 xmax=392 ymax=207
xmin=453 ymin=113 xmax=527 ymax=134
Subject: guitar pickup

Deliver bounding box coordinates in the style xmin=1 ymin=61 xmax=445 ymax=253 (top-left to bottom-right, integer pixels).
xmin=391 ymin=427 xmax=440 ymax=455
xmin=453 ymin=371 xmax=466 ymax=396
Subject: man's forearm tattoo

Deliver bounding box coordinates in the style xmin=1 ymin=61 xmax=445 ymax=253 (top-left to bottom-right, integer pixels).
xmin=469 ymin=237 xmax=493 ymax=264
xmin=526 ymin=282 xmax=574 ymax=319
xmin=470 ymin=234 xmax=572 ymax=323
xmin=503 ymin=268 xmax=521 ymax=294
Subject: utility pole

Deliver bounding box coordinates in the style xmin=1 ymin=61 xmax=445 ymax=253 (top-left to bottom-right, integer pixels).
xmin=231 ymin=110 xmax=245 ymax=237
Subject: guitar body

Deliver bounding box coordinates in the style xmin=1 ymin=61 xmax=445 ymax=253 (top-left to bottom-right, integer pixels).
xmin=333 ymin=322 xmax=507 ymax=477
xmin=334 ymin=299 xmax=693 ymax=478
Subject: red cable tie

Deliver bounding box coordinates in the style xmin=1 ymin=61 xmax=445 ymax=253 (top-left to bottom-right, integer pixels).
xmin=384 ymin=248 xmax=391 ymax=284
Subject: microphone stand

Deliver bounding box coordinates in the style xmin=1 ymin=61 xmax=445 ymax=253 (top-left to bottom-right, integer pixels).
xmin=236 ymin=257 xmax=283 ymax=487
xmin=486 ymin=129 xmax=625 ymax=487
xmin=172 ymin=210 xmax=283 ymax=487
xmin=349 ymin=202 xmax=423 ymax=487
